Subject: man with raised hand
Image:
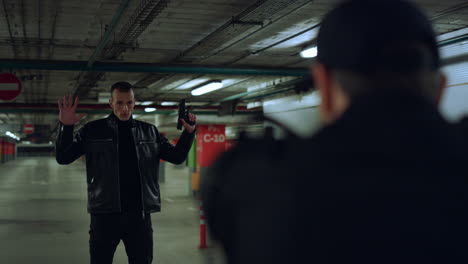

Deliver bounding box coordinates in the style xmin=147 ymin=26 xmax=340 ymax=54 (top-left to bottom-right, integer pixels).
xmin=56 ymin=81 xmax=196 ymax=264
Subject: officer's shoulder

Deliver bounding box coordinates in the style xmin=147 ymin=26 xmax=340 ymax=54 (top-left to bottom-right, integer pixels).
xmin=456 ymin=115 xmax=468 ymax=135
xmin=459 ymin=116 xmax=468 ymax=125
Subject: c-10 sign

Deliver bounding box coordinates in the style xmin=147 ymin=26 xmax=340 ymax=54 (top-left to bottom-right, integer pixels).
xmin=203 ymin=134 xmax=226 ymax=143
xmin=196 ymin=125 xmax=226 ymax=167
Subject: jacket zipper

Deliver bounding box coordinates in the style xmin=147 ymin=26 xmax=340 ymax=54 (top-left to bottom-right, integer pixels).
xmin=132 ymin=127 xmax=147 ymax=219
xmin=90 ymin=139 xmax=112 ymax=142
xmin=115 ymin=124 xmax=122 ymax=213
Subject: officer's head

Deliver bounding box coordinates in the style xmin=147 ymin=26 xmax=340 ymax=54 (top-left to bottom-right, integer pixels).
xmin=311 ymin=0 xmax=446 ymax=124
xmin=109 ymin=81 xmax=135 ymax=121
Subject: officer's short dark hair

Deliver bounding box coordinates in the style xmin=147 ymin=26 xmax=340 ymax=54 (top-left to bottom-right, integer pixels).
xmin=316 ymin=0 xmax=441 ymax=102
xmin=110 ymin=81 xmax=133 ymax=95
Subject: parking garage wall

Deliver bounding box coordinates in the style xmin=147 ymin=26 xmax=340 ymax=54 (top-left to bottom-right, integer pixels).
xmin=0 ymin=138 xmax=17 ymax=164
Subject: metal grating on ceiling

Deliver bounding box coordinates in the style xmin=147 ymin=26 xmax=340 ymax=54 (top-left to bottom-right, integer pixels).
xmin=174 ymin=0 xmax=313 ymax=63
xmin=134 ymin=0 xmax=329 ymax=92
xmin=103 ymin=0 xmax=170 ymax=60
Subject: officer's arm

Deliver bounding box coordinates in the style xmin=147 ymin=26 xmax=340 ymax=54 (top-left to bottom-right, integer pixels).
xmin=55 ymin=123 xmax=85 ymax=165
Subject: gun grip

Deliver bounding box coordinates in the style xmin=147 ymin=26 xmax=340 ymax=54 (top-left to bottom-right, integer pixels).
xmin=177 ymin=99 xmax=186 ymax=130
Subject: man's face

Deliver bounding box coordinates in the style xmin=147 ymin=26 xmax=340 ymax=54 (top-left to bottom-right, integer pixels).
xmin=109 ymin=89 xmax=135 ymax=121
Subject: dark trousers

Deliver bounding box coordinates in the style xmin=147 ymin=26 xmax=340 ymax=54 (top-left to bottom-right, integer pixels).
xmin=89 ymin=212 xmax=153 ymax=264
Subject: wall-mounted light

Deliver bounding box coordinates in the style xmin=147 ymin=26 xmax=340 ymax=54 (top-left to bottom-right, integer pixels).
xmin=141 ymin=101 xmax=153 ymax=106
xmin=191 ymin=81 xmax=224 ymax=96
xmin=300 ymin=46 xmax=318 ymax=58
xmin=144 ymin=107 xmax=157 ymax=113
xmin=6 ymin=131 xmax=20 ymax=141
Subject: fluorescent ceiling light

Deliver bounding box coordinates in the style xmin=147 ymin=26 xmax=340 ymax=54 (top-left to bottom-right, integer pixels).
xmin=141 ymin=101 xmax=153 ymax=106
xmin=177 ymin=78 xmax=210 ymax=90
xmin=144 ymin=107 xmax=157 ymax=113
xmin=161 ymin=101 xmax=177 ymax=106
xmin=191 ymin=81 xmax=224 ymax=96
xmin=300 ymin=46 xmax=318 ymax=58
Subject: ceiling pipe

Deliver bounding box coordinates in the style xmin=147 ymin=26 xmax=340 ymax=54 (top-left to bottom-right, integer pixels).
xmin=438 ymin=34 xmax=468 ymax=47
xmin=217 ymin=77 xmax=309 ymax=105
xmin=0 ymin=59 xmax=308 ymax=76
xmin=219 ymin=78 xmax=302 ymax=102
xmin=87 ymin=0 xmax=131 ymax=67
xmin=138 ymin=0 xmax=314 ymax=94
xmin=198 ymin=0 xmax=314 ymax=64
xmin=0 ymin=103 xmax=216 ymax=110
xmin=0 ymin=103 xmax=252 ymax=114
xmin=37 ymin=0 xmax=42 ymax=61
xmin=226 ymin=2 xmax=468 ymax=66
xmin=0 ymin=39 xmax=178 ymax=53
xmin=105 ymin=0 xmax=170 ymax=59
xmin=2 ymin=0 xmax=19 ymax=58
xmin=0 ymin=109 xmax=256 ymax=115
xmin=133 ymin=0 xmax=310 ymax=88
xmin=174 ymin=0 xmax=275 ymax=63
xmin=430 ymin=2 xmax=468 ymax=21
xmin=75 ymin=0 xmax=169 ymax=98
xmin=243 ymin=2 xmax=468 ymax=60
xmin=20 ymin=0 xmax=30 ymax=58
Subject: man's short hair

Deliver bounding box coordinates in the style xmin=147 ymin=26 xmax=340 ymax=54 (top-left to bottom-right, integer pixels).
xmin=111 ymin=81 xmax=133 ymax=94
xmin=316 ymin=0 xmax=441 ymax=102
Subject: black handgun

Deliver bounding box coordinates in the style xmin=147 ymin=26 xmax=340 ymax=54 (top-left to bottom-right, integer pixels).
xmin=177 ymin=99 xmax=196 ymax=130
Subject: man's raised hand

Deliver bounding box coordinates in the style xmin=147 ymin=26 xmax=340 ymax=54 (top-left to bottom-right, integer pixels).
xmin=58 ymin=95 xmax=86 ymax=125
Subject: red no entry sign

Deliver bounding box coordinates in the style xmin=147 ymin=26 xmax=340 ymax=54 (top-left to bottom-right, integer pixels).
xmin=24 ymin=124 xmax=34 ymax=134
xmin=0 ymin=73 xmax=22 ymax=101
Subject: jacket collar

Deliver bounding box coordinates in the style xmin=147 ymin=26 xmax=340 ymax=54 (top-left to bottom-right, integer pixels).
xmin=106 ymin=112 xmax=137 ymax=127
xmin=338 ymin=91 xmax=442 ymax=125
xmin=317 ymin=91 xmax=447 ymax=142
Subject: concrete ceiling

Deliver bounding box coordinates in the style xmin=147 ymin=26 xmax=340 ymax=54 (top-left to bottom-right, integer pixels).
xmin=0 ymin=0 xmax=467 ymax=139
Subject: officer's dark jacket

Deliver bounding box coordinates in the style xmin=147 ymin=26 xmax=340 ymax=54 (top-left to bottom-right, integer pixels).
xmin=56 ymin=113 xmax=195 ymax=214
xmin=203 ymin=92 xmax=468 ymax=264
xmin=456 ymin=116 xmax=468 ymax=136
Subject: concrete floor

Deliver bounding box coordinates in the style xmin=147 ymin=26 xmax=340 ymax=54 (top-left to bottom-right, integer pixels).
xmin=0 ymin=157 xmax=225 ymax=264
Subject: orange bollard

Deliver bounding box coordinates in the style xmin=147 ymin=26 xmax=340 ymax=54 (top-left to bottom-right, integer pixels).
xmin=198 ymin=200 xmax=208 ymax=249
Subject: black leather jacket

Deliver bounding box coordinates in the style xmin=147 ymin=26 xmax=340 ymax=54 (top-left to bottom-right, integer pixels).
xmin=55 ymin=113 xmax=195 ymax=214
